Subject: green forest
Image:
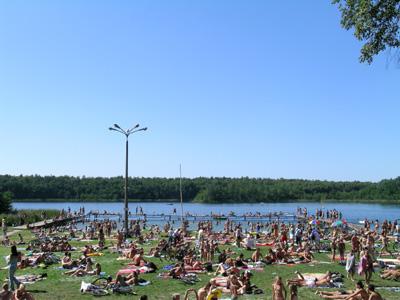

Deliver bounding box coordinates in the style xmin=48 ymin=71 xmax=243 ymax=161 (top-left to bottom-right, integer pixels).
xmin=1 ymin=175 xmax=400 ymax=204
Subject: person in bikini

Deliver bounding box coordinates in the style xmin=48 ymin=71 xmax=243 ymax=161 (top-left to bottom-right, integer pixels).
xmin=61 ymin=252 xmax=78 ymax=269
xmin=367 ymin=285 xmax=383 ymax=300
xmin=65 ymin=258 xmax=101 ymax=276
xmin=343 ymin=281 xmax=369 ymax=300
xmin=197 ymin=282 xmax=212 ymax=300
xmin=379 ymin=268 xmax=400 ymax=280
xmin=287 ymin=271 xmax=332 ymax=287
xmin=318 ymin=281 xmax=368 ymax=300
xmin=378 ymin=232 xmax=392 ymax=257
xmin=251 ymin=248 xmax=261 ymax=262
xmin=168 ymin=262 xmax=186 ymax=279
xmin=272 ymin=276 xmax=287 ymax=300
xmin=11 ymin=284 xmax=35 ymax=300
xmin=0 ymin=283 xmax=12 ymax=300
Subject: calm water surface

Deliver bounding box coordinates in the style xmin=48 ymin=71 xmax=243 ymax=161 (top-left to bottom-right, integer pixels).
xmin=12 ymin=201 xmax=400 ymax=223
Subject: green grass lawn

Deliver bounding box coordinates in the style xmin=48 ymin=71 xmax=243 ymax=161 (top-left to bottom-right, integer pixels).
xmin=1 ymin=230 xmax=399 ymax=299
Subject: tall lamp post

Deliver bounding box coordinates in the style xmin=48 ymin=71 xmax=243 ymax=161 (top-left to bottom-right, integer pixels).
xmin=109 ymin=123 xmax=147 ymax=237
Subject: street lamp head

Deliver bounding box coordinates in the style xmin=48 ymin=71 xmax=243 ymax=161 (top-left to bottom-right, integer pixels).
xmin=109 ymin=127 xmax=114 ymax=131
xmin=142 ymin=127 xmax=148 ymax=131
xmin=114 ymin=124 xmax=121 ymax=129
xmin=128 ymin=124 xmax=140 ymax=133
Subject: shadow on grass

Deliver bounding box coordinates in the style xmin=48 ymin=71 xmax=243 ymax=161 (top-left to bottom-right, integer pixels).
xmin=29 ymin=290 xmax=48 ymax=293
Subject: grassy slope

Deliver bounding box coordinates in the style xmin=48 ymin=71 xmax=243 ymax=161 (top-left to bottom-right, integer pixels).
xmin=1 ymin=231 xmax=399 ymax=300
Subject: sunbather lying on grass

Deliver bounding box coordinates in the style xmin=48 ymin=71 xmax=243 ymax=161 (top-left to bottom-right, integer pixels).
xmin=316 ymin=281 xmax=368 ymax=300
xmin=287 ymin=271 xmax=332 ymax=288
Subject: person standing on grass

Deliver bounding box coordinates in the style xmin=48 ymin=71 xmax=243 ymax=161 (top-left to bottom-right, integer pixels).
xmin=378 ymin=232 xmax=392 ymax=257
xmin=351 ymin=233 xmax=360 ymax=259
xmin=295 ymin=225 xmax=302 ymax=246
xmin=116 ymin=230 xmax=123 ymax=249
xmin=346 ymin=250 xmax=356 ymax=281
xmin=331 ymin=238 xmax=337 ymax=262
xmin=359 ymin=250 xmax=373 ymax=284
xmin=8 ymin=245 xmax=21 ymax=291
xmin=272 ymin=276 xmax=286 ymax=300
xmin=338 ymin=238 xmax=346 ymax=263
xmin=2 ymin=219 xmax=7 ymax=239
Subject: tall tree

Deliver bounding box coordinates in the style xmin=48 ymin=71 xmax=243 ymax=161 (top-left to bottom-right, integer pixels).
xmin=0 ymin=191 xmax=13 ymax=213
xmin=333 ymin=0 xmax=400 ymax=63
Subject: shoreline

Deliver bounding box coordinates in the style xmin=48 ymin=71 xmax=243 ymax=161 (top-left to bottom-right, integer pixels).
xmin=11 ymin=198 xmax=400 ymax=204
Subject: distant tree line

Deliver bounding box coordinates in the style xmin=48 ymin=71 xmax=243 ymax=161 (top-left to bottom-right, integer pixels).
xmin=0 ymin=175 xmax=400 ymax=203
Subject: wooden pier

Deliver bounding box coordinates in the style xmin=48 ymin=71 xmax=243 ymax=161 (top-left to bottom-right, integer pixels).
xmin=13 ymin=214 xmax=86 ymax=230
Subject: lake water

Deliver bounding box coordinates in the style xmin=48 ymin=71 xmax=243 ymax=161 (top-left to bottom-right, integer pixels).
xmin=12 ymin=201 xmax=400 ymax=223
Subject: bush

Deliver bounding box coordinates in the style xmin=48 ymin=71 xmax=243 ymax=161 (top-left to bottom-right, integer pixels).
xmin=0 ymin=209 xmax=60 ymax=226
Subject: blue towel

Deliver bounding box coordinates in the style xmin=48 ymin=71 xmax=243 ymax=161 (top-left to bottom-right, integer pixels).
xmin=163 ymin=264 xmax=174 ymax=271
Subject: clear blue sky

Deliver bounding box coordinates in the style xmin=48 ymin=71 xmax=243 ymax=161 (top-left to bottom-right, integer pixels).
xmin=0 ymin=1 xmax=398 ymax=182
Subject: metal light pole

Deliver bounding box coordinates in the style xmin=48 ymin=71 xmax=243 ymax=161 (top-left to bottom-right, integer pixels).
xmin=179 ymin=164 xmax=184 ymax=224
xmin=109 ymin=123 xmax=147 ymax=238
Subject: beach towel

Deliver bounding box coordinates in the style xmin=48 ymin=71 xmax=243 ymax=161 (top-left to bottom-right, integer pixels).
xmin=303 ymin=273 xmax=326 ymax=278
xmin=377 ymin=258 xmax=400 ymax=265
xmin=87 ymin=252 xmax=103 ymax=257
xmin=240 ymin=265 xmax=264 ymax=272
xmin=117 ymin=266 xmax=152 ymax=276
xmin=157 ymin=273 xmax=172 ymax=279
xmin=80 ymin=281 xmax=108 ymax=296
xmin=206 ymin=289 xmax=222 ymax=300
xmin=116 ymin=257 xmax=130 ymax=261
xmin=16 ymin=274 xmax=47 ymax=284
xmin=301 ymin=273 xmax=343 ymax=289
xmin=376 ymin=287 xmax=400 ymax=292
xmin=184 ymin=266 xmax=205 ymax=273
xmin=163 ymin=264 xmax=174 ymax=271
xmin=213 ymin=277 xmax=228 ymax=287
xmin=56 ymin=266 xmax=78 ymax=271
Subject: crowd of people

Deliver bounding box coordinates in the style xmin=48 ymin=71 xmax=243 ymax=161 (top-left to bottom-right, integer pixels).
xmin=1 ymin=206 xmax=399 ymax=299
